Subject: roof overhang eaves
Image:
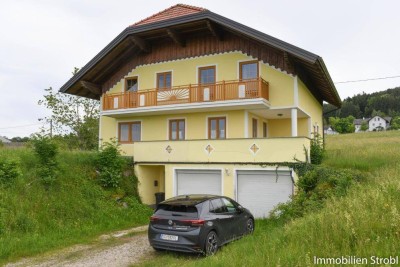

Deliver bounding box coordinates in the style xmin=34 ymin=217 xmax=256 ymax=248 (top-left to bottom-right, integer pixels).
xmin=59 ymin=27 xmax=130 ymax=94
xmin=315 ymin=57 xmax=342 ymax=107
xmin=205 ymin=11 xmax=319 ymax=63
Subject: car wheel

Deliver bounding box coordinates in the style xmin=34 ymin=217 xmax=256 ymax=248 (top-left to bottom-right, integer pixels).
xmin=246 ymin=218 xmax=254 ymax=234
xmin=204 ymin=231 xmax=218 ymax=256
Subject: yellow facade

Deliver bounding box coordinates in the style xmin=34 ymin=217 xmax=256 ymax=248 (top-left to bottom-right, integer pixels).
xmin=135 ymin=165 xmax=164 ymax=204
xmin=99 ymin=51 xmax=324 ymax=204
xmin=261 ymin=63 xmax=294 ymax=107
xmin=101 ymin=110 xmax=244 ymax=146
xmin=133 ymin=137 xmax=309 ymax=163
xmin=298 ymin=79 xmax=323 ymax=136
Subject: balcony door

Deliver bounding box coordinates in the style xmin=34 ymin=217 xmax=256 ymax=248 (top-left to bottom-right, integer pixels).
xmin=239 ymin=61 xmax=258 ymax=96
xmin=125 ymin=77 xmax=138 ymax=107
xmin=198 ymin=66 xmax=215 ymax=101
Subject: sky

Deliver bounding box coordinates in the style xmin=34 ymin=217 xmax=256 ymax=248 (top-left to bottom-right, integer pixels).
xmin=1 ymin=0 xmax=400 ymax=138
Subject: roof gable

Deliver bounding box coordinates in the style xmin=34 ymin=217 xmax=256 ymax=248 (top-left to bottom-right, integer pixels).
xmin=131 ymin=4 xmax=206 ymax=26
xmin=59 ymin=5 xmax=342 ymax=107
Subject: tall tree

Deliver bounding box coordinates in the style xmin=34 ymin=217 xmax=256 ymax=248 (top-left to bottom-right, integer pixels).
xmin=329 ymin=116 xmax=355 ymax=134
xmin=390 ymin=117 xmax=400 ymax=130
xmin=38 ymin=69 xmax=100 ymax=150
xmin=323 ymin=87 xmax=400 ymax=119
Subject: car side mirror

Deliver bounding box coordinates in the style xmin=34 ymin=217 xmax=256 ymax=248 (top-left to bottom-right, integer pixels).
xmin=236 ymin=206 xmax=244 ymax=213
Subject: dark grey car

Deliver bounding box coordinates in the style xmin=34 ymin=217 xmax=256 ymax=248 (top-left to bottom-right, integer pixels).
xmin=148 ymin=194 xmax=254 ymax=255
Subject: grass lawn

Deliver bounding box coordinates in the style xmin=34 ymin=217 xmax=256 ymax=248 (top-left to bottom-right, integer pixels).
xmin=138 ymin=131 xmax=400 ymax=266
xmin=0 ymin=147 xmax=153 ymax=265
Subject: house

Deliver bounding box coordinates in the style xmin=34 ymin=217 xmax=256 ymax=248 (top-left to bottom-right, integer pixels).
xmin=354 ymin=118 xmax=366 ymax=132
xmin=368 ymin=116 xmax=391 ymax=131
xmin=324 ymin=126 xmax=338 ymax=135
xmin=59 ymin=4 xmax=341 ymax=218
xmin=354 ymin=116 xmax=391 ymax=132
xmin=0 ymin=136 xmax=11 ymax=144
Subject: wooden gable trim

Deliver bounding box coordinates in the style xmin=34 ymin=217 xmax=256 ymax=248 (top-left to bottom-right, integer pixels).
xmin=206 ymin=20 xmax=223 ymax=41
xmin=80 ymin=81 xmax=101 ymax=95
xmin=130 ymin=36 xmax=150 ymax=52
xmin=101 ymin=31 xmax=289 ymax=93
xmin=166 ymin=28 xmax=186 ymax=47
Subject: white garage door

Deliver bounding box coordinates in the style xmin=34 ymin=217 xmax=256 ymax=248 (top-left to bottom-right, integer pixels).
xmin=176 ymin=169 xmax=222 ymax=196
xmin=237 ymin=170 xmax=293 ymax=218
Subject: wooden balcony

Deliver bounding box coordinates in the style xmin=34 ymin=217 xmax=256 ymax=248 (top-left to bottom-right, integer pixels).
xmin=103 ymin=78 xmax=269 ymax=111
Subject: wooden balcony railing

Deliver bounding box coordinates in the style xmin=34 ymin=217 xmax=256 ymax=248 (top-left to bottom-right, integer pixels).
xmin=103 ymin=78 xmax=269 ymax=111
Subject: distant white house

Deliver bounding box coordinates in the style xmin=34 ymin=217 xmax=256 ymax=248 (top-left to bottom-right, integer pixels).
xmin=0 ymin=136 xmax=11 ymax=143
xmin=368 ymin=116 xmax=391 ymax=131
xmin=354 ymin=116 xmax=391 ymax=132
xmin=324 ymin=126 xmax=338 ymax=135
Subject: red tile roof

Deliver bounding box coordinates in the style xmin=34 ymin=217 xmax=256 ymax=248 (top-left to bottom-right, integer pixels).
xmin=131 ymin=4 xmax=207 ymax=27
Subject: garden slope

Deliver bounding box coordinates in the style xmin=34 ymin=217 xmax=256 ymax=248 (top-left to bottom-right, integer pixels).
xmin=0 ymin=148 xmax=152 ymax=264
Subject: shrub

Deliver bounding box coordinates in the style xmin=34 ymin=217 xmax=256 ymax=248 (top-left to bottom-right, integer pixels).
xmin=31 ymin=136 xmax=58 ymax=185
xmin=270 ymin=165 xmax=364 ymax=222
xmin=96 ymin=140 xmax=125 ymax=188
xmin=0 ymin=157 xmax=21 ymax=185
xmin=120 ymin=167 xmax=141 ymax=200
xmin=310 ymin=134 xmax=324 ymax=165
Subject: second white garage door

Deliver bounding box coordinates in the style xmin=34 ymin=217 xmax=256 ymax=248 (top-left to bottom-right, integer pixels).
xmin=176 ymin=169 xmax=222 ymax=196
xmin=237 ymin=170 xmax=293 ymax=218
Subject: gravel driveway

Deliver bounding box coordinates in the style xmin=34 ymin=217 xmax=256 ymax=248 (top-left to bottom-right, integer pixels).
xmin=6 ymin=226 xmax=155 ymax=267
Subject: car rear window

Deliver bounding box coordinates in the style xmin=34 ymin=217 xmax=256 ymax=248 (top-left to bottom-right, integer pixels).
xmin=155 ymin=204 xmax=198 ymax=217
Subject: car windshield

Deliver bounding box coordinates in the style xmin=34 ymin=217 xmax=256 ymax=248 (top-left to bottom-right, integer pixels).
xmin=155 ymin=204 xmax=198 ymax=217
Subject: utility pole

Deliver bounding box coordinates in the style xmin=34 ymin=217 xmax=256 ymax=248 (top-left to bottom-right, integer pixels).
xmin=50 ymin=119 xmax=53 ymax=138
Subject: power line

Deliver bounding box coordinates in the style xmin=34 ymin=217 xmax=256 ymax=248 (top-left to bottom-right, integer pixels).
xmin=0 ymin=123 xmax=42 ymax=130
xmin=335 ymin=75 xmax=400 ymax=84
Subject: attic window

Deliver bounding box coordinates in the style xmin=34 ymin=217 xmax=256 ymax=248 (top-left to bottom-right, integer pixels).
xmin=240 ymin=61 xmax=258 ymax=80
xmin=126 ymin=77 xmax=138 ymax=92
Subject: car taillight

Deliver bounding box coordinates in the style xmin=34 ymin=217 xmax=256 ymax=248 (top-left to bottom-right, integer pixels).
xmin=150 ymin=215 xmax=160 ymax=222
xmin=182 ymin=219 xmax=205 ymax=227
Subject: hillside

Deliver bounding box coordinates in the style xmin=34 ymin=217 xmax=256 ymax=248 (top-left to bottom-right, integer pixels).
xmin=0 ymin=147 xmax=153 ymax=264
xmin=324 ymin=86 xmax=400 ymax=119
xmin=140 ymin=131 xmax=400 ymax=266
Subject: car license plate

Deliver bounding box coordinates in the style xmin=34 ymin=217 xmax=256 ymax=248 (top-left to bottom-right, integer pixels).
xmin=160 ymin=234 xmax=178 ymax=241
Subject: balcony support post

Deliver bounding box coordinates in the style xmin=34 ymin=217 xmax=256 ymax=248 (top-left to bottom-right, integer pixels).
xmin=222 ymin=80 xmax=225 ymax=100
xmin=189 ymin=84 xmax=192 ymax=102
xmin=291 ymin=108 xmax=298 ymax=137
